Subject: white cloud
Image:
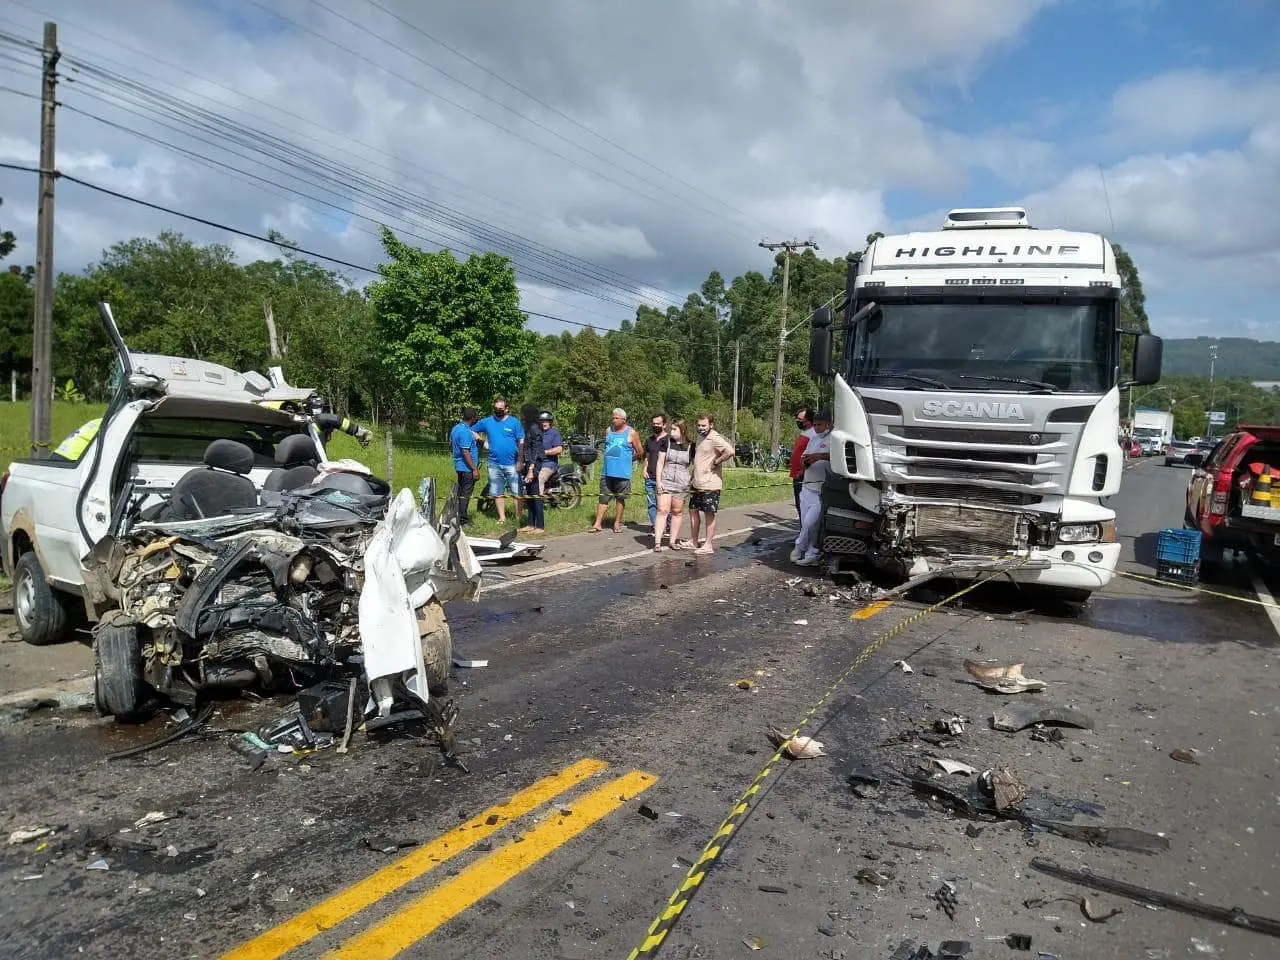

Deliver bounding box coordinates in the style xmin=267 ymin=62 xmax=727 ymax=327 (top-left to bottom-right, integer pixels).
xmin=1108 ymin=69 xmax=1280 ymax=147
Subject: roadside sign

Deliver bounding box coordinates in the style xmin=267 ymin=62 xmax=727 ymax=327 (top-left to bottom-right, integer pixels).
xmin=1207 ymin=411 xmax=1226 ymax=425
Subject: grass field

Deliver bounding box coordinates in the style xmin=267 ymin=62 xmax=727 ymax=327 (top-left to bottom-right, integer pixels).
xmin=1 ymin=401 xmax=791 ymax=543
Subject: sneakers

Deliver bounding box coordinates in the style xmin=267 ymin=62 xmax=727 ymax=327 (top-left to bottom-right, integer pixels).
xmin=795 ymin=555 xmax=821 ymax=567
xmin=789 ymin=547 xmax=804 ymax=563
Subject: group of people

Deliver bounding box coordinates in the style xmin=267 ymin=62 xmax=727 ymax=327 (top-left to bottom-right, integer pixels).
xmin=448 ymin=398 xmax=565 ymax=533
xmin=588 ymin=409 xmax=735 ymax=555
xmin=448 ymin=401 xmax=738 ymax=555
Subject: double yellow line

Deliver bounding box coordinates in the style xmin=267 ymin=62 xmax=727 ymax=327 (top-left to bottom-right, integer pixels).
xmin=222 ymin=758 xmax=654 ymax=960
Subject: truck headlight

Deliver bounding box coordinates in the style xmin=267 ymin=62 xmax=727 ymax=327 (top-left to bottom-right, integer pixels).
xmin=1058 ymin=523 xmax=1102 ymax=544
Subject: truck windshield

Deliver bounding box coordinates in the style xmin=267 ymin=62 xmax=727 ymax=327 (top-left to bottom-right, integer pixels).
xmin=846 ymin=300 xmax=1114 ymax=394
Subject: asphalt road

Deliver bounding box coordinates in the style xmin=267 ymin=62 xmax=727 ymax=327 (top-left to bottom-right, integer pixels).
xmin=2 ymin=460 xmax=1278 ymax=960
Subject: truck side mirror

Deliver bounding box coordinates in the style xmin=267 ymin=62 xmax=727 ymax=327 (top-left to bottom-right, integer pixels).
xmin=809 ymin=306 xmax=833 ymax=378
xmin=1129 ymin=333 xmax=1163 ymax=386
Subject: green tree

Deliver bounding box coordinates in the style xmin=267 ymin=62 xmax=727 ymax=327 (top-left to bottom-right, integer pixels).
xmin=370 ymin=228 xmax=534 ymax=433
xmin=0 ymin=197 xmax=16 ymax=261
xmin=565 ymin=327 xmax=609 ymax=434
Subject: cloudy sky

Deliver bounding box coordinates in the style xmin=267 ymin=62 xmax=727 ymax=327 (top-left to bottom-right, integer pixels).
xmin=0 ymin=0 xmax=1277 ymax=348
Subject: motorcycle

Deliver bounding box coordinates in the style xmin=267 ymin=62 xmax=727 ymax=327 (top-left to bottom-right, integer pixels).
xmin=540 ymin=462 xmax=584 ymax=509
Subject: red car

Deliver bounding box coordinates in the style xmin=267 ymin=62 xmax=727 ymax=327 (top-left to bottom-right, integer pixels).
xmin=1120 ymin=436 xmax=1141 ymax=459
xmin=1185 ymin=425 xmax=1280 ymax=576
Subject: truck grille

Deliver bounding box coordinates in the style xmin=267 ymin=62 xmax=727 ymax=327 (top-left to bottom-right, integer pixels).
xmin=870 ymin=418 xmax=1076 ymax=497
xmin=898 ymin=484 xmax=1041 ymax=506
xmin=913 ymin=505 xmax=1020 ymax=557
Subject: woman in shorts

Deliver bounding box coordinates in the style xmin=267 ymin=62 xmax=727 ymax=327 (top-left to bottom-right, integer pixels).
xmin=653 ymin=419 xmax=693 ymax=551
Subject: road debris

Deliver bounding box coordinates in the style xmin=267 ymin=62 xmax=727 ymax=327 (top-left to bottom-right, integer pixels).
xmin=934 ymin=715 xmax=967 ymax=736
xmin=934 ymin=881 xmax=959 ymax=919
xmin=742 ymin=934 xmax=767 ymax=951
xmin=985 ymin=765 xmax=1027 ymax=811
xmin=363 ymin=836 xmax=418 ymax=854
xmin=637 ymin=804 xmax=659 ymax=821
xmin=86 ymin=859 xmax=110 ymax=871
xmin=734 ymin=678 xmax=757 ymax=691
xmin=894 ymin=659 xmax=915 ymax=674
xmin=928 ymin=758 xmax=978 ymax=776
xmin=856 ymin=867 xmax=895 ymax=887
xmin=991 ymin=703 xmax=1094 ymax=733
xmin=133 ymin=811 xmax=172 ymax=829
xmin=1024 ymin=894 xmax=1122 ymax=923
xmin=938 ymin=942 xmax=971 ymax=959
xmin=1029 ymin=726 xmax=1067 ymax=746
xmin=758 ymin=884 xmax=788 ymax=894
xmin=1170 ymin=748 xmax=1200 ymax=764
xmin=963 ymin=659 xmax=1046 ymax=694
xmin=1031 ymin=857 xmax=1280 ymax=936
xmin=8 ymin=826 xmax=53 ymax=845
xmin=767 ymin=727 xmax=826 ymax=759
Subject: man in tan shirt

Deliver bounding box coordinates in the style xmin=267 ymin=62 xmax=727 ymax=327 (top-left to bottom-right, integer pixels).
xmin=688 ymin=413 xmax=736 ymax=555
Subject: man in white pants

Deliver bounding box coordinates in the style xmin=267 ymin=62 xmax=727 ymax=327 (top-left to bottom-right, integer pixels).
xmin=791 ymin=410 xmax=832 ymax=566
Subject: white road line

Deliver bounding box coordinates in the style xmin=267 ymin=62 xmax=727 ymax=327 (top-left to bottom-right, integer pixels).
xmin=484 ymin=520 xmax=795 ymax=593
xmin=1249 ymin=570 xmax=1280 ymax=641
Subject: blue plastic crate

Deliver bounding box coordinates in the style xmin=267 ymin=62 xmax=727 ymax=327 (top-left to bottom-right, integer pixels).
xmin=1156 ymin=527 xmax=1201 ymax=565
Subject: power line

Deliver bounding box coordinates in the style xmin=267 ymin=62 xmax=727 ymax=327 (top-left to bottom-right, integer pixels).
xmin=0 ymin=160 xmax=377 ymax=274
xmin=0 ymin=161 xmax=734 ymax=351
xmin=353 ymin=0 xmax=783 ymax=234
xmin=239 ymin=0 xmax=756 ymax=235
xmin=56 ymin=50 xmax=688 ymax=308
xmin=0 ymin=10 xmax=691 ymax=309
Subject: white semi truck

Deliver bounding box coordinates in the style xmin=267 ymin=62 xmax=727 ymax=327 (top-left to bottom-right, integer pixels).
xmin=808 ymin=207 xmax=1163 ymax=600
xmin=1132 ymin=408 xmax=1175 ymax=455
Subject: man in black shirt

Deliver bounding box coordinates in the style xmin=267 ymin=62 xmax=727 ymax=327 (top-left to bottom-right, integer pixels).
xmin=643 ymin=413 xmax=668 ymax=533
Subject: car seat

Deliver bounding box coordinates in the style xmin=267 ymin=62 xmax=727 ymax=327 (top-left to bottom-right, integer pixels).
xmin=263 ymin=434 xmax=320 ymax=492
xmin=158 ymin=439 xmax=258 ymax=521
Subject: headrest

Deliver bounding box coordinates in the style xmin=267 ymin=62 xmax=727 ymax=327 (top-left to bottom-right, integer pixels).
xmin=203 ymin=439 xmax=254 ymax=475
xmin=275 ymin=434 xmax=318 ymax=469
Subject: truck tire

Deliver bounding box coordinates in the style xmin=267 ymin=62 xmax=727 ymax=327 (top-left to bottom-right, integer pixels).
xmin=417 ymin=599 xmax=453 ymax=697
xmin=93 ymin=613 xmax=149 ymax=722
xmin=13 ymin=551 xmax=72 ymax=646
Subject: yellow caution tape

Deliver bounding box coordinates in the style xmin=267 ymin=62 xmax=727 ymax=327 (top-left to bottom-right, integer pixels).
xmin=624 ymin=561 xmax=1023 ymax=959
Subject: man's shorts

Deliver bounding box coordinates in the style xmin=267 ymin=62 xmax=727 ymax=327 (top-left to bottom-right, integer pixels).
xmin=689 ymin=489 xmax=721 ymax=514
xmin=487 ymin=463 xmax=521 ymax=497
xmin=598 ymin=475 xmax=631 ymax=504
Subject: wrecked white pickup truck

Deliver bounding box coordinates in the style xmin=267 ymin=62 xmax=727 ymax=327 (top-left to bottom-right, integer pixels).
xmin=2 ymin=304 xmax=481 ymax=722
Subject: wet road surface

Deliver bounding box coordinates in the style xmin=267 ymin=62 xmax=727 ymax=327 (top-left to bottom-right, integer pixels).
xmin=1 ymin=461 xmax=1277 ymax=960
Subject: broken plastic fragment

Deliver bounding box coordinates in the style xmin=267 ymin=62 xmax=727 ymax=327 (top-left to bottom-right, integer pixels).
xmin=765 ymin=727 xmax=825 ymax=759
xmin=638 ymin=804 xmax=659 ymax=821
xmin=894 ymin=659 xmax=914 ymax=674
xmin=86 ymin=859 xmax=110 ymax=871
xmin=743 ymin=934 xmax=767 ymax=951
xmin=1170 ymin=748 xmax=1200 ymax=764
xmin=856 ymin=867 xmax=895 ymax=887
xmin=134 ymin=811 xmax=171 ymax=829
xmin=964 ymin=659 xmax=1046 ymax=693
xmin=938 ymin=942 xmax=971 ymax=959
xmin=734 ymin=678 xmax=757 ymax=691
xmin=7 ymin=826 xmax=52 ymax=845
xmin=991 ymin=703 xmax=1094 ymax=733
xmin=929 ymin=758 xmax=977 ymax=777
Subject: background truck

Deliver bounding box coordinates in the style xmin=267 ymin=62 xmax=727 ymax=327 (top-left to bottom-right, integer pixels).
xmin=1133 ymin=408 xmax=1175 ymax=456
xmin=808 ymin=206 xmax=1163 ymax=601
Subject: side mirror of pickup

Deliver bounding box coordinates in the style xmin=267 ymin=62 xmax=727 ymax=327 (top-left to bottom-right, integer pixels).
xmin=809 ymin=306 xmax=833 ymax=378
xmin=1127 ymin=333 xmax=1163 ymax=387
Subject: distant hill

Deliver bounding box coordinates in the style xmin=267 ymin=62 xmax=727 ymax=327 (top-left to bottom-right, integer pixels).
xmin=1161 ymin=337 xmax=1280 ymax=379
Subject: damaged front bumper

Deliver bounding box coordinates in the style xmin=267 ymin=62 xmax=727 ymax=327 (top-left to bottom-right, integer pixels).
xmin=84 ymin=486 xmax=482 ymax=720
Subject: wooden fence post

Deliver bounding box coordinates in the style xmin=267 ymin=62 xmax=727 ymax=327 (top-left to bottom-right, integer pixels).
xmin=384 ymin=429 xmax=394 ymax=482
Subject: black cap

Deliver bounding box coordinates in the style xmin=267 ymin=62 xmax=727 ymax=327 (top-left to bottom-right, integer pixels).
xmin=813 ymin=410 xmax=833 ymax=422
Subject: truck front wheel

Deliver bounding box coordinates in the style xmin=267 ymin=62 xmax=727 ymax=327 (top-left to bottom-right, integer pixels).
xmin=13 ymin=551 xmax=72 ymax=646
xmin=417 ymin=600 xmax=453 ymax=697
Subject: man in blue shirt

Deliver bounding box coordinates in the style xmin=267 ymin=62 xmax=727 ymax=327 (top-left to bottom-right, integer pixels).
xmin=473 ymin=397 xmax=525 ymax=525
xmin=449 ymin=407 xmax=481 ymax=521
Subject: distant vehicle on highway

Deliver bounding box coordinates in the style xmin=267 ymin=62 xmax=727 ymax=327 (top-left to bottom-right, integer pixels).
xmin=1164 ymin=440 xmax=1198 ymax=467
xmin=1185 ymin=424 xmax=1280 ymax=577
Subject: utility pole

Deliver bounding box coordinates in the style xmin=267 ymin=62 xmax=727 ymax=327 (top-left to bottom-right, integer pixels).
xmin=29 ymin=21 xmax=59 ymax=457
xmin=759 ymin=238 xmax=818 ymax=453
xmin=1207 ymin=344 xmax=1218 ymax=437
xmin=731 ymin=338 xmax=741 ymax=444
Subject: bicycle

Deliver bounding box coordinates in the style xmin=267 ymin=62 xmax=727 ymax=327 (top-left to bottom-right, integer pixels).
xmin=735 ymin=442 xmax=785 ymax=473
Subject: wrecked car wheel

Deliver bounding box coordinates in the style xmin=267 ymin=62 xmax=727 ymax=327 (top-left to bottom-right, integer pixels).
xmin=13 ymin=551 xmax=72 ymax=646
xmin=94 ymin=613 xmax=150 ymax=722
xmin=417 ymin=599 xmax=453 ymax=697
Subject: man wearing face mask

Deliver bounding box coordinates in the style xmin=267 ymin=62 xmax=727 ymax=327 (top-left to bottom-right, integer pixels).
xmin=791 ymin=410 xmax=833 ymax=566
xmin=642 ymin=413 xmax=669 ymax=534
xmin=789 ymin=407 xmax=814 ymax=516
xmin=473 ymin=397 xmax=525 ymax=525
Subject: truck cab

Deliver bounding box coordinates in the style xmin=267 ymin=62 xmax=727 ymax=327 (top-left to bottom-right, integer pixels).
xmin=809 ymin=207 xmax=1163 ymax=599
